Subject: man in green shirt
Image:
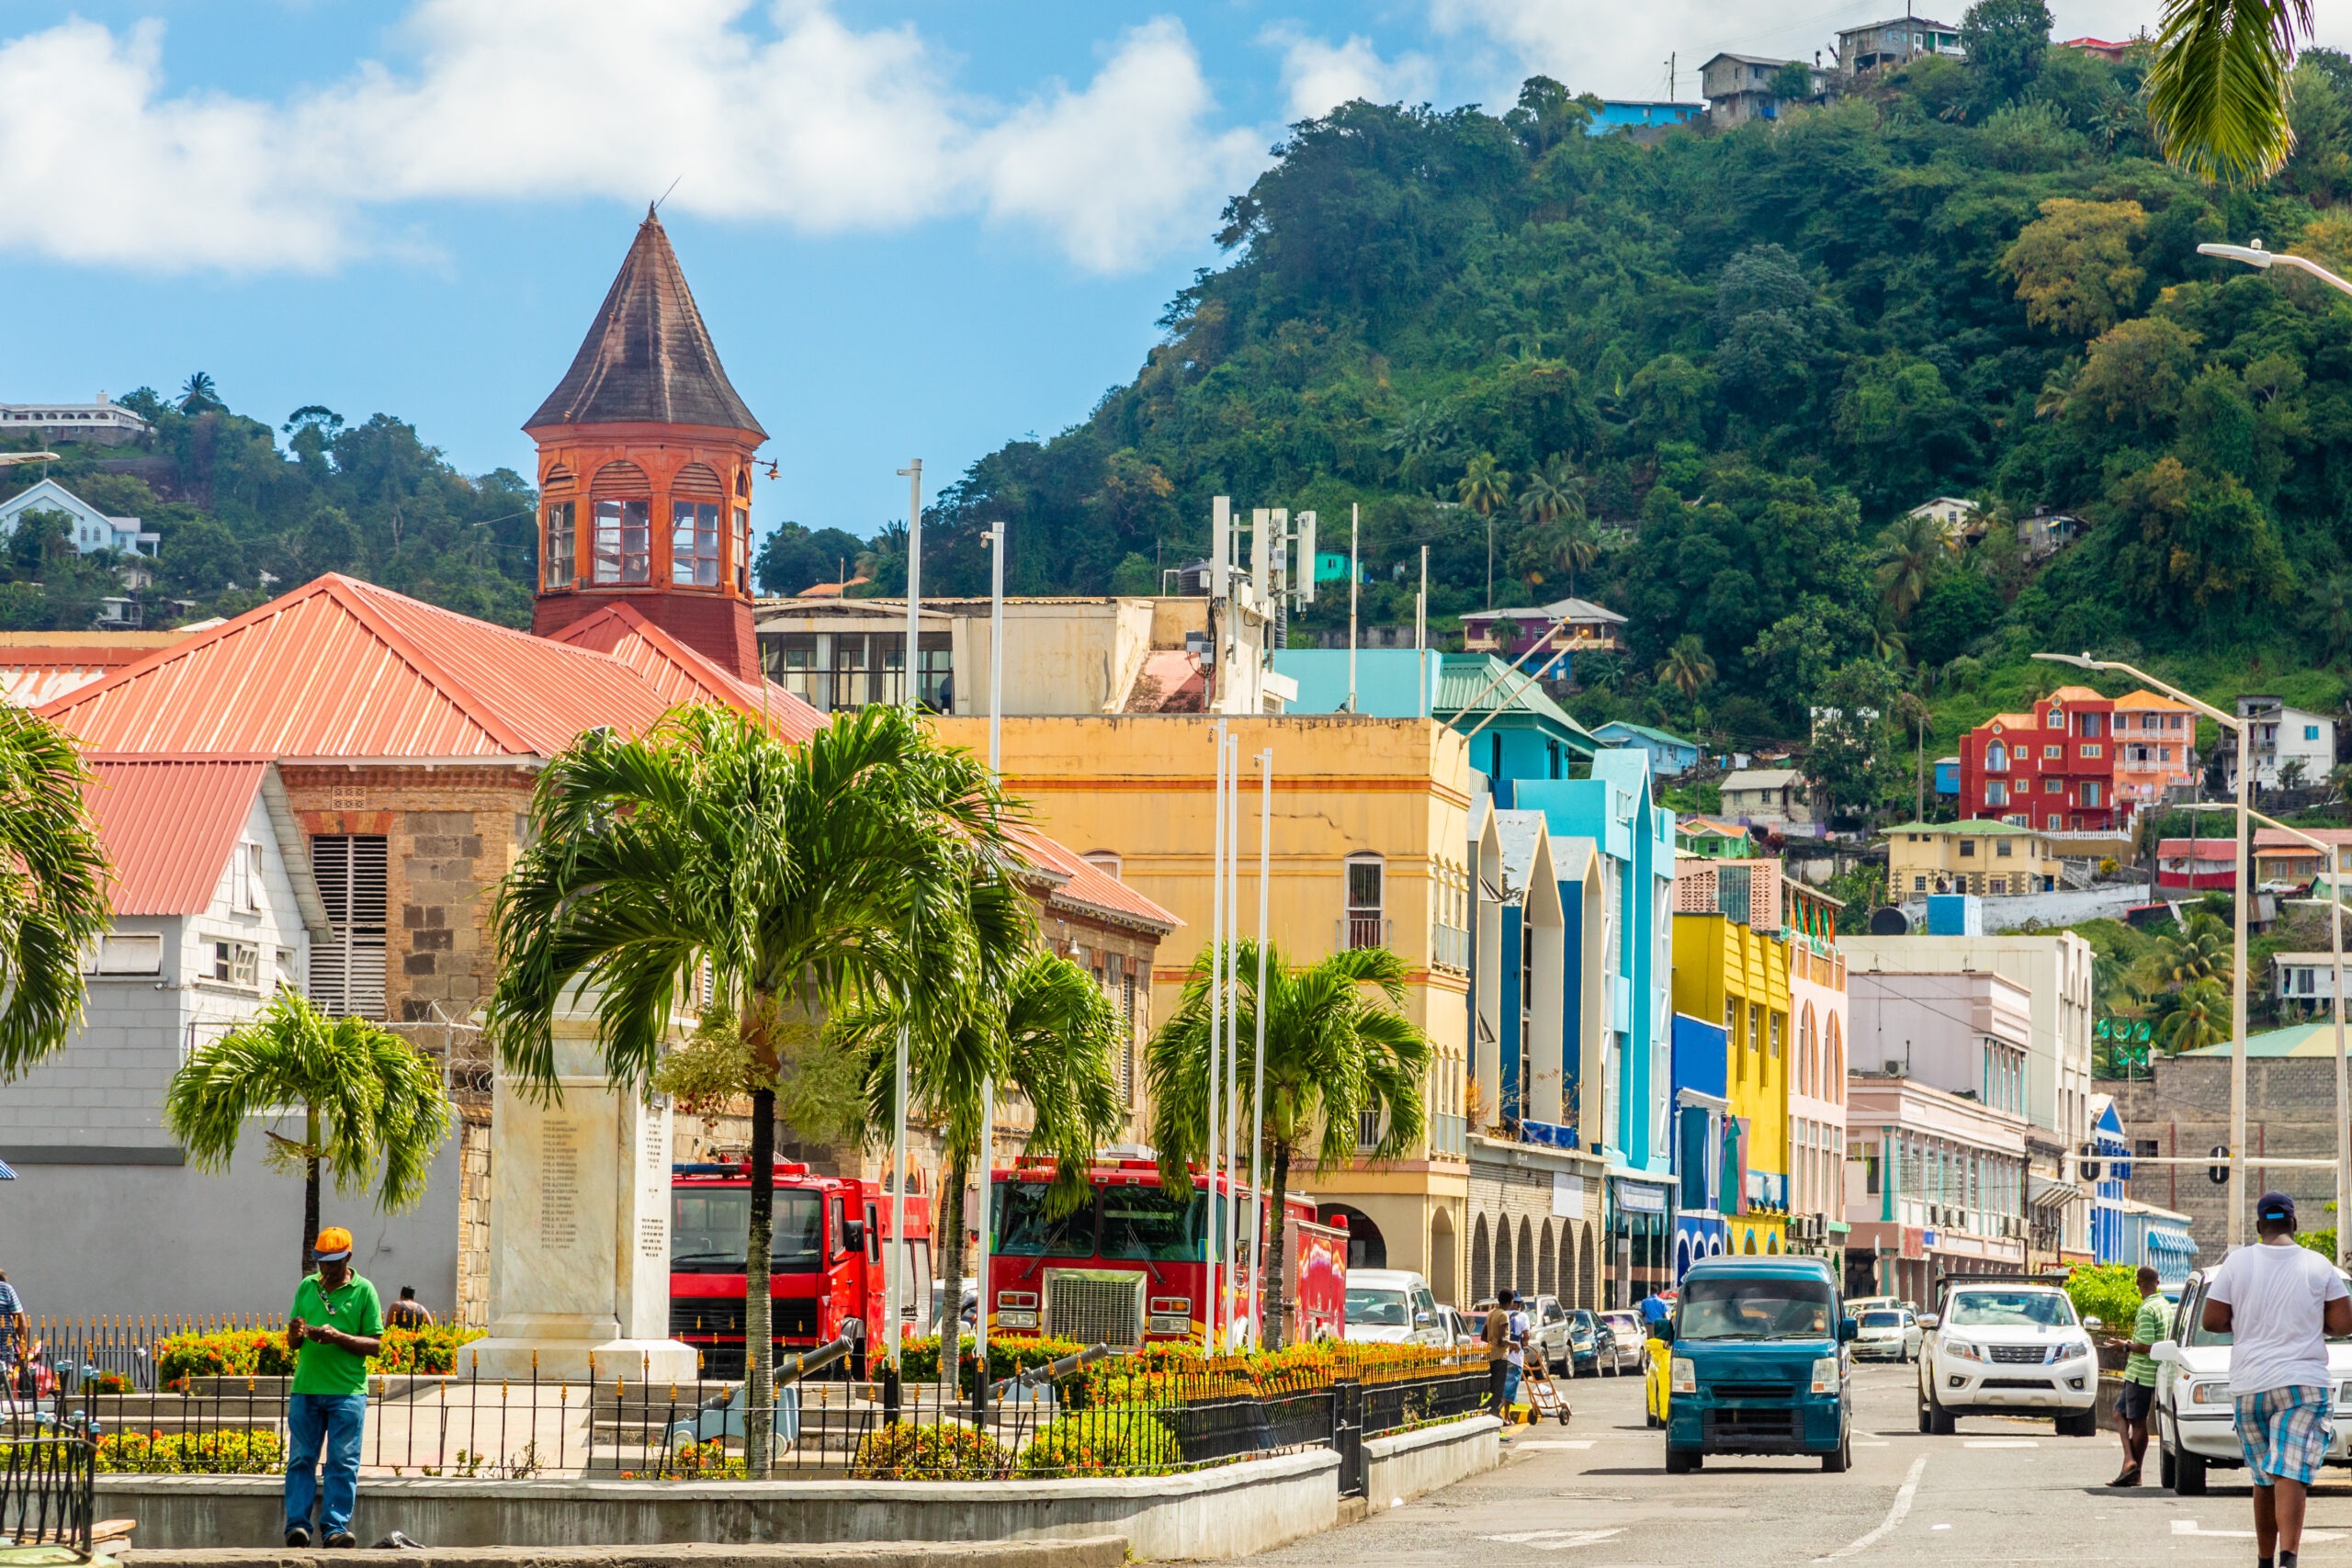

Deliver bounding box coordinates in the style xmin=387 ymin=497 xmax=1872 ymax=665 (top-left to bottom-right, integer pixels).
xmin=283 ymin=1227 xmax=383 ymax=1548
xmin=2112 ymin=1264 xmax=2167 ymax=1487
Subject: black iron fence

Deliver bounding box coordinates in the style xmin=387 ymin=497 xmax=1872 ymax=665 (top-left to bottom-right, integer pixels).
xmin=5 ymin=1324 xmax=1489 ymax=1483
xmin=0 ymin=1420 xmax=95 ymax=1552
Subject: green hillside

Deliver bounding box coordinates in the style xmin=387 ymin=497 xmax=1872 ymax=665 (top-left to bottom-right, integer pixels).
xmin=912 ymin=27 xmax=2352 ymax=795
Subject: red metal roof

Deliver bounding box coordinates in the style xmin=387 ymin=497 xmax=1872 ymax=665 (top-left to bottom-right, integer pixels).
xmin=83 ymin=757 xmax=269 ymax=915
xmin=548 ymin=603 xmax=824 ymax=742
xmin=40 ymin=574 xmax=806 ymax=760
xmin=2157 ymin=839 xmax=2237 ymax=862
xmin=1010 ymin=824 xmax=1181 ymax=933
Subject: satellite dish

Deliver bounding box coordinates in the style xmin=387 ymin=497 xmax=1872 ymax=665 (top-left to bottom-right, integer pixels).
xmin=1868 ymin=906 xmax=1910 ymax=936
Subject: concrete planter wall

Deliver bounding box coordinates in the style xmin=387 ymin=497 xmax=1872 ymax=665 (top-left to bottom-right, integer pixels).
xmin=101 ymin=1448 xmax=1340 ymax=1562
xmin=1363 ymin=1416 xmax=1502 ymax=1512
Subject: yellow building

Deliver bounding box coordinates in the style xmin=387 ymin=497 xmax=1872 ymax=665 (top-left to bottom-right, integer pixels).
xmin=930 ymin=712 xmax=1475 ymax=1301
xmin=1671 ymin=904 xmax=1792 ymax=1257
xmin=1884 ymin=820 xmax=2059 ymax=898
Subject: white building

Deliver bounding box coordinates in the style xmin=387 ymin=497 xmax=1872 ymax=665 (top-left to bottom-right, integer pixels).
xmin=0 ymin=395 xmax=153 ymax=447
xmin=2222 ymin=695 xmax=2336 ymax=792
xmin=0 ymin=757 xmax=460 ymax=1317
xmin=0 ymin=477 xmax=160 ymax=559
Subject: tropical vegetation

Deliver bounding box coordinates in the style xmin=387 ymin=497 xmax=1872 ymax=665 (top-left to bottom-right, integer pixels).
xmin=0 ymin=707 xmax=110 ymax=1081
xmin=162 ymin=989 xmax=452 ymax=1278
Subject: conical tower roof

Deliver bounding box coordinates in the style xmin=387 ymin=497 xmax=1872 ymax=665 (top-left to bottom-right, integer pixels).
xmin=526 ymin=209 xmax=765 ymax=438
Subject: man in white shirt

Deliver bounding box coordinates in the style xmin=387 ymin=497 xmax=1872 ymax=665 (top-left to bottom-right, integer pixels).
xmin=2202 ymin=1191 xmax=2352 ymax=1568
xmin=1506 ymin=1294 xmax=1531 ymax=1411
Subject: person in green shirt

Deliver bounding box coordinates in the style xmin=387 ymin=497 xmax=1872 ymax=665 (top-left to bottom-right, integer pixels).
xmin=282 ymin=1227 xmax=383 ymax=1548
xmin=2112 ymin=1264 xmax=2167 ymax=1488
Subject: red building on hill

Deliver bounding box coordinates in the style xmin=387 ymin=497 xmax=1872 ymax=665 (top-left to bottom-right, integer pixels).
xmin=1956 ymin=684 xmax=2120 ymax=833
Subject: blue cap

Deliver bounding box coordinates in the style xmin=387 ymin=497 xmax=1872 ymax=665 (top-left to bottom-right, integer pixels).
xmin=2256 ymin=1191 xmax=2297 ymax=1224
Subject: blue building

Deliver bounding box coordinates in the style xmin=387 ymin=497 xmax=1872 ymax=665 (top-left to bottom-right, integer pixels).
xmin=1593 ymin=720 xmax=1701 ymax=778
xmin=1670 ymin=1012 xmax=1731 ymax=1281
xmin=1934 ymin=754 xmax=1961 ymax=798
xmin=2090 ymin=1094 xmax=2132 ymax=1266
xmin=1588 ymin=100 xmax=1706 ymax=135
xmin=1516 ymin=747 xmax=1679 ymax=1306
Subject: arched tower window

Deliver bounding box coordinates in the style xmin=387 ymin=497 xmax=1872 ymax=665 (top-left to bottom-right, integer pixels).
xmin=671 ymin=463 xmax=724 ymax=587
xmin=589 ymin=461 xmax=651 ymax=585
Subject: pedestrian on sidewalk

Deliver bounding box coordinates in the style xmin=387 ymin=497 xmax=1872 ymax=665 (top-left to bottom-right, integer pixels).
xmin=2201 ymin=1192 xmax=2351 ymax=1568
xmin=283 ymin=1227 xmax=384 ymax=1550
xmin=1638 ymin=1287 xmax=1668 ymax=1327
xmin=1506 ymin=1293 xmax=1530 ymax=1412
xmin=384 ymin=1286 xmax=434 ymax=1331
xmin=1483 ymin=1290 xmax=1515 ymax=1417
xmin=2111 ymin=1264 xmax=2165 ymax=1487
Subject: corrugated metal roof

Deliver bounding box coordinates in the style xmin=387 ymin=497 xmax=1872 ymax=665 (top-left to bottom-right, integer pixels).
xmin=0 ymin=636 xmax=191 ymax=709
xmin=83 ymin=757 xmax=267 ymax=915
xmin=1434 ymin=654 xmax=1591 ymax=740
xmin=40 ymin=575 xmax=805 ymax=760
xmin=550 ymin=604 xmax=824 ymax=743
xmin=1010 ymin=826 xmax=1181 ymax=934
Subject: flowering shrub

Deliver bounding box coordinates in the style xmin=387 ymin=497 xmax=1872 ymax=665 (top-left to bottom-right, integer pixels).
xmin=896 ymin=1335 xmax=1085 ymax=1395
xmin=1015 ymin=1409 xmax=1181 ymax=1477
xmin=371 ymin=1324 xmax=485 ymax=1374
xmin=849 ymin=1422 xmax=1011 ymax=1479
xmin=155 ymin=1324 xmax=483 ymax=1387
xmin=98 ymin=1428 xmax=284 ymax=1473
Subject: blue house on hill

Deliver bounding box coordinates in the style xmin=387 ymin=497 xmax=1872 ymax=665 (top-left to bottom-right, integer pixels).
xmin=1592 ymin=720 xmax=1700 ymax=778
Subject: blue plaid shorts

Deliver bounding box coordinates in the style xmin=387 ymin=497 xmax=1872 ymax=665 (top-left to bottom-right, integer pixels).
xmin=2233 ymin=1385 xmax=2335 ymax=1486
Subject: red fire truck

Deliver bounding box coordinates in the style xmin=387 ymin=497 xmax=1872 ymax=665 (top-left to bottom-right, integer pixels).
xmin=985 ymin=1159 xmax=1348 ymax=1349
xmin=669 ymin=1161 xmax=933 ymax=1377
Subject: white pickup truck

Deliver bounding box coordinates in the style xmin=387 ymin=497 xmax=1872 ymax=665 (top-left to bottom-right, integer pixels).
xmin=2153 ymin=1263 xmax=2352 ymax=1494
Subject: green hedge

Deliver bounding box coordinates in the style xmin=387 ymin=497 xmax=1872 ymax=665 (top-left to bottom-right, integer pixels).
xmin=98 ymin=1429 xmax=284 ymax=1473
xmin=156 ymin=1324 xmax=483 ymax=1387
xmin=849 ymin=1422 xmax=1011 ymax=1479
xmin=2064 ymin=1264 xmax=2143 ymax=1335
xmin=894 ymin=1335 xmax=1086 ymax=1396
xmin=1015 ymin=1409 xmax=1181 ymax=1477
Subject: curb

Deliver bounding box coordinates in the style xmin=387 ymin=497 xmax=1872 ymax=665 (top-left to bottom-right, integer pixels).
xmin=120 ymin=1537 xmax=1130 ymax=1568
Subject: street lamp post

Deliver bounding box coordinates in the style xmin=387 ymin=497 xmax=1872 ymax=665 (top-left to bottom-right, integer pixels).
xmin=2034 ymin=651 xmax=2253 ymax=1247
xmin=2198 ymin=241 xmax=2352 ymax=303
xmin=2180 ymin=802 xmax=2351 ymax=1268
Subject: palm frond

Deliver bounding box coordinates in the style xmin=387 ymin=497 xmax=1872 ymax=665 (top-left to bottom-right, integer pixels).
xmin=2147 ymin=0 xmax=2313 ymax=184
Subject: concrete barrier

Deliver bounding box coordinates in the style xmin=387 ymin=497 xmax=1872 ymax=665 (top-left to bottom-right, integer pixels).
xmin=123 ymin=1537 xmax=1128 ymax=1568
xmin=101 ymin=1448 xmax=1341 ymax=1562
xmin=1362 ymin=1416 xmax=1501 ymax=1513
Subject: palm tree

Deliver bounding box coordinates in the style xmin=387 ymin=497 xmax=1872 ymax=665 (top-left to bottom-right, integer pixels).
xmin=1383 ymin=401 xmax=1458 ymax=491
xmin=1871 ymin=512 xmax=1957 ymax=623
xmin=0 ymin=707 xmax=112 ymax=1083
xmin=178 ymin=372 xmax=221 ymax=414
xmin=2159 ymin=976 xmax=2232 ymax=1055
xmin=485 ymin=703 xmax=1018 ymax=1474
xmin=1146 ymin=941 xmax=1431 ymax=1349
xmin=833 ymin=949 xmax=1125 ymax=1394
xmin=1657 ymin=635 xmax=1717 ymax=701
xmin=164 ymin=990 xmax=451 ymax=1278
xmin=2160 ymin=911 xmax=2233 ymax=987
xmin=2148 ymin=0 xmax=2314 ymax=185
xmin=1458 ymin=453 xmax=1512 ymax=609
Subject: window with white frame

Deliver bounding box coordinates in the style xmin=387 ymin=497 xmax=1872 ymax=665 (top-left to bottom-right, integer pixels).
xmin=211 ymin=939 xmax=259 ymax=987
xmin=1344 ymin=855 xmax=1385 ymax=949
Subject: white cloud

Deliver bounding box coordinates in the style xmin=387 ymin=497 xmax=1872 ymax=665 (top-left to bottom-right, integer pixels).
xmin=0 ymin=2 xmax=1262 ymax=276
xmin=1268 ymin=27 xmax=1438 ymax=121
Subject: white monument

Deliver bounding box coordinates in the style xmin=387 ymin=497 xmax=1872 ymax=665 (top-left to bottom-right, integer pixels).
xmin=462 ymin=1026 xmax=696 ymax=1382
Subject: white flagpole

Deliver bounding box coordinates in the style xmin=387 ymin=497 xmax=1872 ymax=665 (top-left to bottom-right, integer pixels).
xmin=1204 ymin=716 xmax=1227 ymax=1355
xmin=1250 ymin=745 xmax=1272 ymax=1347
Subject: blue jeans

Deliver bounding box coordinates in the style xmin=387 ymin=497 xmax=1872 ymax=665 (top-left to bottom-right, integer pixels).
xmin=284 ymin=1393 xmax=367 ymax=1538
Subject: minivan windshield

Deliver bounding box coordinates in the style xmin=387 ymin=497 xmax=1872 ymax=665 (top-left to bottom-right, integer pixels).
xmin=1946 ymin=1290 xmax=2075 ymax=1328
xmin=1347 ymin=1287 xmax=1410 ymax=1327
xmin=1678 ymin=1275 xmax=1837 ymax=1340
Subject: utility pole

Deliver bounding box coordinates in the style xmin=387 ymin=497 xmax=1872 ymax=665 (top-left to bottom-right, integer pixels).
xmin=885 ymin=457 xmax=922 ymax=1379
xmin=1417 ymin=546 xmax=1429 ymax=719
xmin=1250 ymin=746 xmax=1272 ymax=1347
xmin=897 ymin=459 xmax=922 ymax=708
xmin=1204 ymin=716 xmax=1227 ymax=1354
xmin=1347 ymin=503 xmax=1359 ymax=713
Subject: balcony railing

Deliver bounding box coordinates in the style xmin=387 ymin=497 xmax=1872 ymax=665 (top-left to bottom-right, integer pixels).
xmin=1430 ymin=922 xmax=1469 ymax=974
xmin=1341 ymin=915 xmax=1391 ymax=952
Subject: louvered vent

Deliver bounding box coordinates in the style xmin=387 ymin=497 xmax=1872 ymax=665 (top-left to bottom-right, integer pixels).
xmin=310 ymin=835 xmax=389 ymax=1020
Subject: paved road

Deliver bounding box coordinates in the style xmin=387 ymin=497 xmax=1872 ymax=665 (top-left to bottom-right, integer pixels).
xmin=1233 ymin=1361 xmax=2352 ymax=1565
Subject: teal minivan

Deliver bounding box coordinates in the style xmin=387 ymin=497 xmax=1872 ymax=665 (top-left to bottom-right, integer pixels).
xmin=1657 ymin=1255 xmax=1857 ymax=1474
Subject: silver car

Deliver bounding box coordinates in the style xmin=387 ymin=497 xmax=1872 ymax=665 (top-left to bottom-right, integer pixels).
xmin=1598 ymin=1310 xmax=1647 ymax=1373
xmin=1852 ymin=1306 xmax=1924 ymax=1362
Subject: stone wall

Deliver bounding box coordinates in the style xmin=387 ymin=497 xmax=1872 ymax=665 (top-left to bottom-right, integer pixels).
xmin=1466 ymin=1141 xmax=1604 ymax=1309
xmin=2107 ymin=1055 xmax=2341 ymax=1258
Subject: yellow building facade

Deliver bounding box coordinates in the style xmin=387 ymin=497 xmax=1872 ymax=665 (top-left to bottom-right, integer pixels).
xmin=931 ymin=713 xmax=1476 ymax=1301
xmin=1671 ymin=911 xmax=1792 ymax=1257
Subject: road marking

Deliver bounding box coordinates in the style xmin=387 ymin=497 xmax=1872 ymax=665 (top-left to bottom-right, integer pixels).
xmin=1857 ymin=1441 xmax=1892 ymax=1448
xmin=1962 ymin=1439 xmax=2039 ymax=1449
xmin=1518 ymin=1439 xmax=1596 ymax=1450
xmin=2172 ymin=1521 xmax=2344 ymax=1541
xmin=1814 ymin=1453 xmax=1928 ymax=1562
xmin=1481 ymin=1529 xmax=1626 ymax=1551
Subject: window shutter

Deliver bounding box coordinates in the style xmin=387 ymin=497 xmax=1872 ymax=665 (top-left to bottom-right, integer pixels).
xmin=310 ymin=835 xmax=389 ymax=1019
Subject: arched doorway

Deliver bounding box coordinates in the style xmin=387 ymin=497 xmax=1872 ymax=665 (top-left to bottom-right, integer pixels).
xmin=1516 ymin=1217 xmax=1535 ymax=1297
xmin=1539 ymin=1222 xmax=1558 ymax=1299
xmin=1319 ymin=1203 xmax=1387 ymax=1269
xmin=1743 ymin=1228 xmax=1758 ymax=1255
xmin=1430 ymin=1207 xmax=1458 ymax=1304
xmin=1471 ymin=1214 xmax=1492 ymax=1303
xmin=1563 ymin=1224 xmax=1580 ymax=1307
xmin=1578 ymin=1223 xmax=1598 ymax=1304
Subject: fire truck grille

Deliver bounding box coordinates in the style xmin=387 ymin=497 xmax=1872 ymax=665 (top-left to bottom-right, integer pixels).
xmin=1045 ymin=1271 xmax=1145 ymax=1350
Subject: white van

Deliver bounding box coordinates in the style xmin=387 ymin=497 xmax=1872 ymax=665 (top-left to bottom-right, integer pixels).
xmin=1344 ymin=1268 xmax=1449 ymax=1346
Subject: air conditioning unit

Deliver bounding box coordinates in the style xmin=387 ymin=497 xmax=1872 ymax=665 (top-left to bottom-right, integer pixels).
xmin=1884 ymin=1059 xmax=1905 ymax=1077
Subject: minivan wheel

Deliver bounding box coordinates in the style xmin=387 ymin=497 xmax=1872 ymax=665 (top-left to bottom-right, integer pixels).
xmin=1824 ymin=1431 xmax=1852 ymax=1473
xmin=1665 ymin=1448 xmax=1702 ymax=1475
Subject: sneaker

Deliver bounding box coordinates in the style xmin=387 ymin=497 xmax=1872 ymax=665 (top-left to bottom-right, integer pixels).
xmin=286 ymin=1528 xmax=312 ymax=1549
xmin=326 ymin=1532 xmax=358 ymax=1549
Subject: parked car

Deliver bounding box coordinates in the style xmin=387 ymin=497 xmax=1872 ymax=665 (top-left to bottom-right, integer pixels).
xmin=1851 ymin=1307 xmax=1923 ymax=1363
xmin=2153 ymin=1263 xmax=2352 ymax=1494
xmin=1660 ymin=1255 xmax=1856 ymax=1473
xmin=1599 ymin=1311 xmax=1648 ymax=1374
xmin=1916 ymin=1280 xmax=2099 ymax=1437
xmin=1471 ymin=1293 xmax=1575 ymax=1369
xmin=1433 ymin=1303 xmax=1478 ymax=1349
xmin=1566 ymin=1308 xmax=1611 ymax=1376
xmin=1345 ymin=1269 xmax=1449 ymax=1346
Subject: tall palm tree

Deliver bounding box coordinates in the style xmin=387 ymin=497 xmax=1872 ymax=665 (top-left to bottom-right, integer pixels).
xmin=833 ymin=949 xmax=1125 ymax=1394
xmin=1657 ymin=635 xmax=1717 ymax=701
xmin=1517 ymin=454 xmax=1582 ymax=527
xmin=2159 ymin=976 xmax=2232 ymax=1055
xmin=485 ymin=703 xmax=1019 ymax=1474
xmin=164 ymin=990 xmax=451 ymax=1278
xmin=177 ymin=372 xmax=221 ymax=414
xmin=1871 ymin=512 xmax=1957 ymax=623
xmin=2160 ymin=911 xmax=2234 ymax=987
xmin=1458 ymin=453 xmax=1512 ymax=609
xmin=1146 ymin=941 xmax=1431 ymax=1349
xmin=0 ymin=707 xmax=111 ymax=1083
xmin=2148 ymin=0 xmax=2314 ymax=185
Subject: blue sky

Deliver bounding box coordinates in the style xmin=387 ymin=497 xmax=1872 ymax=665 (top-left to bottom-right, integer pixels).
xmin=3 ymin=0 xmax=2331 ymax=535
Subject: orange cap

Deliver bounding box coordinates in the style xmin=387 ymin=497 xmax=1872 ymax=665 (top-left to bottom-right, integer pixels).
xmin=314 ymin=1227 xmax=354 ymax=1261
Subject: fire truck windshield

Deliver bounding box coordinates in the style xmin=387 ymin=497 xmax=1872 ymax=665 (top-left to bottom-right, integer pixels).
xmin=671 ymin=1190 xmax=823 ymax=1272
xmin=1100 ymin=1185 xmax=1212 ymax=1262
xmin=991 ymin=1182 xmax=1098 ymax=1257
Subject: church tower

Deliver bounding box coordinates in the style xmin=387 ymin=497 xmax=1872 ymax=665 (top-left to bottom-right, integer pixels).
xmin=527 ymin=210 xmax=766 ymax=679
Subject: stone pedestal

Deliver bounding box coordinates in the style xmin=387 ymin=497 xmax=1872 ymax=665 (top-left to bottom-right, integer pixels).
xmin=462 ymin=1030 xmax=696 ymax=1383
